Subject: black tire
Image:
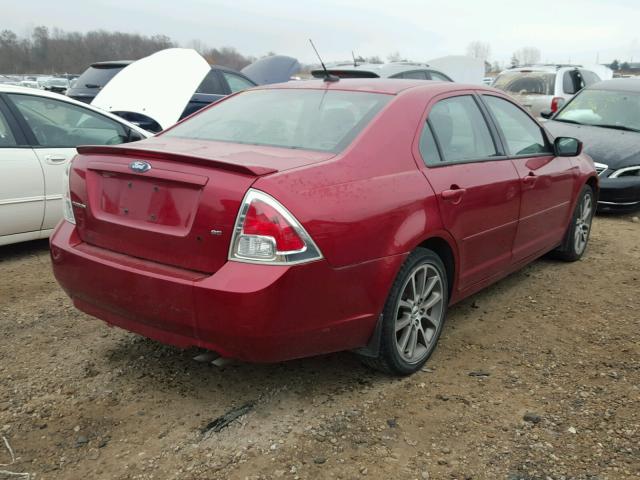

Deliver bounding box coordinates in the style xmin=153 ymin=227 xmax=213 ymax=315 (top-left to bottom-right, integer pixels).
xmin=553 ymin=185 xmax=595 ymax=262
xmin=360 ymin=248 xmax=449 ymax=376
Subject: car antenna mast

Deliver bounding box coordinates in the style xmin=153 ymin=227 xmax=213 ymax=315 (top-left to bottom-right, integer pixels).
xmin=352 ymin=50 xmax=358 ymax=67
xmin=309 ymin=39 xmax=339 ymax=82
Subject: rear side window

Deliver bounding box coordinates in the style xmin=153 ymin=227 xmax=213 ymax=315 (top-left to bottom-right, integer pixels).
xmin=493 ymin=71 xmax=556 ymax=95
xmin=418 ymin=122 xmax=442 ymax=165
xmin=483 ymin=96 xmax=552 ymax=156
xmin=563 ymin=70 xmax=585 ymax=95
xmin=429 ymin=71 xmax=451 ymax=82
xmin=165 ymin=89 xmax=391 ymax=153
xmin=428 ymin=95 xmax=497 ymax=163
xmin=222 ymin=72 xmax=255 ymax=93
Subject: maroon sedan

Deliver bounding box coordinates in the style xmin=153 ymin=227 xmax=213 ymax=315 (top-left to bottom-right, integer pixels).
xmin=51 ymin=79 xmax=597 ymax=375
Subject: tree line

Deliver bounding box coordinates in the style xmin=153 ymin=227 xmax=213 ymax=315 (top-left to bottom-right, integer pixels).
xmin=0 ymin=26 xmax=263 ymax=74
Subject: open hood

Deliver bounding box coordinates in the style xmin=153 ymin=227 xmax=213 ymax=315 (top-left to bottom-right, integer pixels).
xmin=91 ymin=48 xmax=210 ymax=131
xmin=241 ymin=55 xmax=300 ymax=84
xmin=426 ymin=55 xmax=485 ymax=84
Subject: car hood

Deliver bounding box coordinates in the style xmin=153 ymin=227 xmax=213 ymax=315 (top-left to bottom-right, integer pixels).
xmin=545 ymin=120 xmax=640 ymax=169
xmin=91 ymin=48 xmax=210 ymax=131
xmin=241 ymin=55 xmax=300 ymax=84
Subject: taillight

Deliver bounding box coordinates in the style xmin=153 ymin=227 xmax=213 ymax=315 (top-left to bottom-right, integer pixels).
xmin=229 ymin=189 xmax=322 ymax=264
xmin=551 ymin=97 xmax=565 ymax=113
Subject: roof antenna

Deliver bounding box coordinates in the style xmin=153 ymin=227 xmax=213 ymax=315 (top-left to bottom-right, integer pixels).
xmin=309 ymin=39 xmax=339 ymax=82
xmin=352 ymin=50 xmax=359 ymax=67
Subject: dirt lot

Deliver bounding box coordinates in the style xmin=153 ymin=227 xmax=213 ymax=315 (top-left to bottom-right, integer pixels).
xmin=1 ymin=214 xmax=638 ymax=480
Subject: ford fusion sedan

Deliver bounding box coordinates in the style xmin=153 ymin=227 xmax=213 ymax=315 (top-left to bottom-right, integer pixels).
xmin=544 ymin=78 xmax=640 ymax=211
xmin=50 ymin=79 xmax=597 ymax=375
xmin=0 ymin=85 xmax=148 ymax=246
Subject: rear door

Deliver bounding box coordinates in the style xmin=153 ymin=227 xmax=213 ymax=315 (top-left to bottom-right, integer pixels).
xmin=417 ymin=92 xmax=521 ymax=291
xmin=480 ymin=94 xmax=575 ymax=262
xmin=0 ymin=97 xmax=45 ymax=238
xmin=6 ymin=93 xmax=134 ymax=231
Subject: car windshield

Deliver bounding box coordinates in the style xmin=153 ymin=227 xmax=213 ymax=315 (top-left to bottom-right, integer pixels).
xmin=493 ymin=71 xmax=556 ymax=95
xmin=164 ymin=89 xmax=391 ymax=153
xmin=74 ymin=66 xmax=125 ymax=88
xmin=555 ymin=89 xmax=640 ymax=130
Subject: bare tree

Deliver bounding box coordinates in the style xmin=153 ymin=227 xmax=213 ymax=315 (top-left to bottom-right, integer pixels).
xmin=387 ymin=51 xmax=406 ymax=63
xmin=466 ymin=41 xmax=491 ymax=61
xmin=516 ymin=47 xmax=541 ymax=66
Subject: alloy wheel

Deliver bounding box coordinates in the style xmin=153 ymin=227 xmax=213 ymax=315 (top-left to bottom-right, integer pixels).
xmin=394 ymin=263 xmax=445 ymax=364
xmin=574 ymin=192 xmax=593 ymax=255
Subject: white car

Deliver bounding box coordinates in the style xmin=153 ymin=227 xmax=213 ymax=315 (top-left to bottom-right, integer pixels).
xmin=0 ymin=85 xmax=149 ymax=246
xmin=492 ymin=65 xmax=603 ymax=118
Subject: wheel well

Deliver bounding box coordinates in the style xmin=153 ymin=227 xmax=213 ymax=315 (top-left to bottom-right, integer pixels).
xmin=418 ymin=237 xmax=455 ymax=296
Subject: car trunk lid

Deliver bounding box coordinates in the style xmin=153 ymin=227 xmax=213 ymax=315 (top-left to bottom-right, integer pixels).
xmin=70 ymin=138 xmax=334 ymax=273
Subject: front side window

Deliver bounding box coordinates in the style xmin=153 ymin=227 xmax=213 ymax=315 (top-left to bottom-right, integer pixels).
xmin=555 ymin=89 xmax=640 ymax=131
xmin=398 ymin=71 xmax=428 ymax=80
xmin=222 ymin=72 xmax=255 ymax=93
xmin=483 ymin=96 xmax=551 ymax=156
xmin=428 ymin=95 xmax=497 ymax=163
xmin=8 ymin=94 xmax=129 ymax=147
xmin=165 ymin=89 xmax=391 ymax=153
xmin=0 ymin=109 xmax=17 ymax=147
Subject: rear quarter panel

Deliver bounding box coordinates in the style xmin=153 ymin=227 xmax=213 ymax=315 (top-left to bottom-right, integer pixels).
xmin=254 ymin=88 xmax=443 ymax=268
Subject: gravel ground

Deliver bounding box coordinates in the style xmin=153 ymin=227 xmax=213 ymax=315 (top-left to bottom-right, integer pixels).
xmin=0 ymin=214 xmax=638 ymax=480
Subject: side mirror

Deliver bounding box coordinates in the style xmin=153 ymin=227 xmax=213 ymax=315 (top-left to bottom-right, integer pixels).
xmin=540 ymin=109 xmax=554 ymax=119
xmin=554 ymin=137 xmax=582 ymax=157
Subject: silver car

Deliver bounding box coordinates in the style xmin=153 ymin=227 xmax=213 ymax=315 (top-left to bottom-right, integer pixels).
xmin=492 ymin=65 xmax=601 ymax=118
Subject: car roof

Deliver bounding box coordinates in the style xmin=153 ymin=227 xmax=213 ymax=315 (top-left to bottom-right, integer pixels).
xmin=587 ymin=78 xmax=640 ymax=93
xmin=0 ymin=84 xmax=150 ymax=136
xmin=257 ymin=78 xmax=487 ymax=95
xmin=502 ymin=65 xmax=584 ymax=74
xmin=313 ymin=62 xmax=438 ymax=78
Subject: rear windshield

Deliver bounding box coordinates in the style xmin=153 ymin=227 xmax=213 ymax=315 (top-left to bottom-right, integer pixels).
xmin=493 ymin=71 xmax=556 ymax=95
xmin=164 ymin=89 xmax=391 ymax=153
xmin=74 ymin=66 xmax=125 ymax=89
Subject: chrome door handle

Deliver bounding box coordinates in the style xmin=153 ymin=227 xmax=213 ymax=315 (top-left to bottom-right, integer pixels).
xmin=45 ymin=154 xmax=68 ymax=164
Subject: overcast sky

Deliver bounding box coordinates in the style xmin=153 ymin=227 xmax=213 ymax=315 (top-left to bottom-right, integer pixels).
xmin=4 ymin=0 xmax=640 ymax=65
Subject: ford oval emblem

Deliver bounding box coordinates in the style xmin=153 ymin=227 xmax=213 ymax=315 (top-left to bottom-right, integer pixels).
xmin=129 ymin=161 xmax=151 ymax=173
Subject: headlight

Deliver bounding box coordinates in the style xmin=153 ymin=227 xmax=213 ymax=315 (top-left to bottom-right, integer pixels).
xmin=609 ymin=166 xmax=640 ymax=178
xmin=62 ymin=162 xmax=75 ymax=224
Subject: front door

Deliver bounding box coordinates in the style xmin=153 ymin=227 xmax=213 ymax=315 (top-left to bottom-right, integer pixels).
xmin=417 ymin=93 xmax=521 ymax=292
xmin=0 ymin=98 xmax=44 ymax=239
xmin=480 ymin=94 xmax=575 ymax=262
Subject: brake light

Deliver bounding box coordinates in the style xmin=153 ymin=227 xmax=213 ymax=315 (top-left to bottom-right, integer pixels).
xmin=229 ymin=189 xmax=322 ymax=264
xmin=551 ymin=97 xmax=565 ymax=113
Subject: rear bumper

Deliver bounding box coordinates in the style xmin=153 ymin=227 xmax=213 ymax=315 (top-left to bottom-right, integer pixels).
xmin=598 ymin=177 xmax=640 ymax=212
xmin=50 ymin=221 xmax=404 ymax=362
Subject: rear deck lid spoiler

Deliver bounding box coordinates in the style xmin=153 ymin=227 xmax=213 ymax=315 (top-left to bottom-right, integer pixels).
xmin=76 ymin=145 xmax=278 ymax=177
